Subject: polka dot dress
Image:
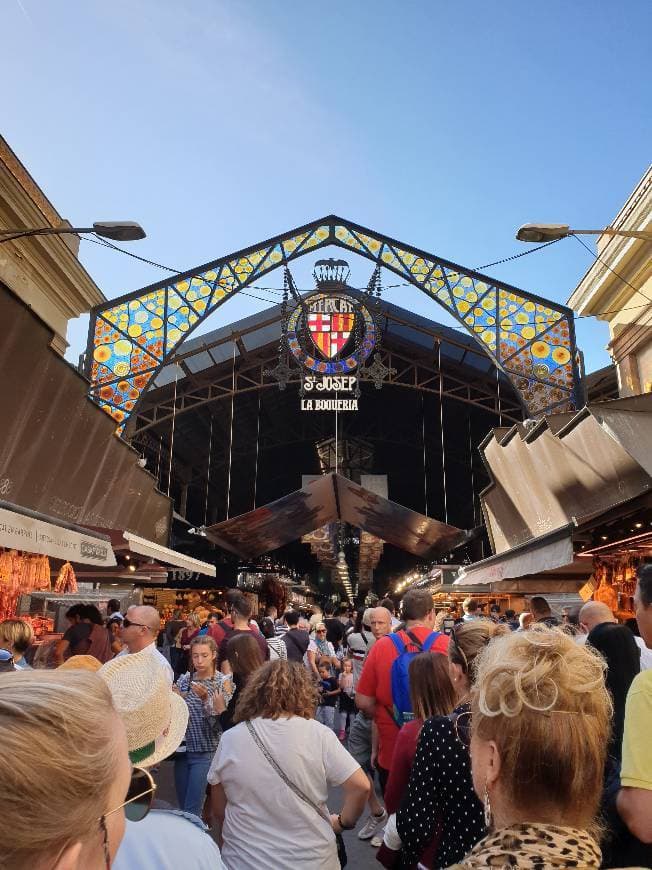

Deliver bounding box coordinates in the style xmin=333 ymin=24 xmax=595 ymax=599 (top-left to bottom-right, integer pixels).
xmin=396 ymin=703 xmax=485 ymax=868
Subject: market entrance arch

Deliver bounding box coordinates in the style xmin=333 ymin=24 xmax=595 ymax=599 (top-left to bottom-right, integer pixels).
xmin=86 ymin=216 xmax=583 ymax=432
xmin=127 ymin=280 xmax=524 ymax=593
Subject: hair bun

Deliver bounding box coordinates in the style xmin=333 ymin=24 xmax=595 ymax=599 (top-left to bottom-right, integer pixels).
xmin=474 ymin=626 xmax=608 ymax=718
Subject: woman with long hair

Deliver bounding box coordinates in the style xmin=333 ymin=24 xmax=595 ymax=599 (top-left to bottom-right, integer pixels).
xmin=0 ymin=670 xmax=135 ymax=869
xmin=174 ymin=636 xmax=232 ymax=816
xmin=213 ymin=632 xmax=264 ymax=732
xmin=209 ymin=660 xmax=370 ymax=869
xmin=396 ymin=620 xmax=508 ymax=868
xmin=378 ymin=651 xmax=456 ymax=865
xmin=449 ymin=628 xmax=611 ymax=868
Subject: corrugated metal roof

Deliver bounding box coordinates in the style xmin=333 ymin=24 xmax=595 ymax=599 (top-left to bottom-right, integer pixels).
xmin=479 ymin=394 xmax=652 ymax=555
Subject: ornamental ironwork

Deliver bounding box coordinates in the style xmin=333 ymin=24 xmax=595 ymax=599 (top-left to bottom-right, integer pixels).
xmin=85 ymin=215 xmax=583 ymax=433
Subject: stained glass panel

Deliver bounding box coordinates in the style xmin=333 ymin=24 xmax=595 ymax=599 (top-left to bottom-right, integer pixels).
xmin=87 ymin=216 xmax=581 ymax=427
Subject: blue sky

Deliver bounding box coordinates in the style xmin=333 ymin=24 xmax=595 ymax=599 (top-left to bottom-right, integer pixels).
xmin=3 ymin=0 xmax=650 ymax=372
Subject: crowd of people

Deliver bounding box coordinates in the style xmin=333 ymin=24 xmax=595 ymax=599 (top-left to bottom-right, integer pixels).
xmin=1 ymin=573 xmax=652 ymax=868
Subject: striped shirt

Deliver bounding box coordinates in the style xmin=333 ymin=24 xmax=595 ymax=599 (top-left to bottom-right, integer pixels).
xmin=266 ymin=636 xmax=288 ymax=660
xmin=274 ymin=622 xmax=289 ymax=638
xmin=176 ymin=671 xmax=233 ymax=753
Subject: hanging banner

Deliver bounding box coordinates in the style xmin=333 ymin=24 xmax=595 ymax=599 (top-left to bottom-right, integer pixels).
xmin=0 ymin=506 xmax=116 ymax=566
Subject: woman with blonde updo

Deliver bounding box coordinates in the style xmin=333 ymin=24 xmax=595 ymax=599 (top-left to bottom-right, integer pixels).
xmin=0 ymin=670 xmax=136 ymax=869
xmin=450 ymin=627 xmax=612 ymax=868
xmin=397 ymin=619 xmax=508 ymax=868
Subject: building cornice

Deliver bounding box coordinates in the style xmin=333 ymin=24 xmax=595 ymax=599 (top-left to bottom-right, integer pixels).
xmin=568 ymin=166 xmax=652 ymax=318
xmin=0 ymin=137 xmax=106 ymax=351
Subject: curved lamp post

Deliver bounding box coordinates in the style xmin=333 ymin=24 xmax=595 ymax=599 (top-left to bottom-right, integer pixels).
xmin=516 ymin=223 xmax=652 ymax=243
xmin=0 ymin=221 xmax=146 ymax=244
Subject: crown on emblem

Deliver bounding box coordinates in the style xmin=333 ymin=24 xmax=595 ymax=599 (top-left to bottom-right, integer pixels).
xmin=313 ymin=258 xmax=351 ymax=288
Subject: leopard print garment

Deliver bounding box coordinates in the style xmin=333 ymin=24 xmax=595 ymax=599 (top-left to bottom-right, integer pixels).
xmin=446 ymin=823 xmax=602 ymax=868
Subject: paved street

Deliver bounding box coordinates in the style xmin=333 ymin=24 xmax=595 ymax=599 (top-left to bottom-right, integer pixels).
xmin=156 ymin=758 xmax=380 ymax=868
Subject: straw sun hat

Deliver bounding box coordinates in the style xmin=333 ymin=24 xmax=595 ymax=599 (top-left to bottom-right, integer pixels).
xmin=58 ymin=654 xmax=102 ymax=673
xmin=99 ymin=650 xmax=188 ymax=768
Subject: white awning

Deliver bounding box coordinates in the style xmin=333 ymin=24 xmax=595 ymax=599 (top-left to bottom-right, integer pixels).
xmin=0 ymin=504 xmax=116 ymax=566
xmin=455 ymin=525 xmax=575 ymax=587
xmin=121 ymin=531 xmax=216 ymax=577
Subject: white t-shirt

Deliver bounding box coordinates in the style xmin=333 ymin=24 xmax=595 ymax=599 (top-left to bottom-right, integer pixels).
xmin=634 ymin=635 xmax=652 ymax=670
xmin=113 ymin=810 xmax=224 ymax=869
xmin=117 ymin=642 xmax=174 ymax=684
xmin=208 ymin=715 xmax=360 ymax=870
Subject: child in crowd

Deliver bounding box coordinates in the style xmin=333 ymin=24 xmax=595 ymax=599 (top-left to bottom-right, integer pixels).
xmin=316 ymin=663 xmax=340 ymax=731
xmin=338 ymin=657 xmax=355 ymax=740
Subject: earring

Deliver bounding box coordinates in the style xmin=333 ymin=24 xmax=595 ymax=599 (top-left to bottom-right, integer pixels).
xmin=483 ymin=780 xmax=492 ymax=829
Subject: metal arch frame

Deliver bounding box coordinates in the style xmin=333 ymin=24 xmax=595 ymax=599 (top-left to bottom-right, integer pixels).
xmin=86 ymin=215 xmax=583 ymax=430
xmin=131 ymin=346 xmax=522 ymax=435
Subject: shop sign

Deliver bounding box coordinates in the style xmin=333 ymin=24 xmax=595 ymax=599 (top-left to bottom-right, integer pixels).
xmin=0 ymin=507 xmax=116 ymax=566
xmin=170 ymin=570 xmax=201 ymax=584
xmin=300 ymin=375 xmax=359 ymax=411
xmin=286 ymin=292 xmax=377 ymax=412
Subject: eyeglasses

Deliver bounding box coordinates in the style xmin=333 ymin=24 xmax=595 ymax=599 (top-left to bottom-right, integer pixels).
xmin=453 ymin=709 xmax=472 ymax=749
xmin=99 ymin=767 xmax=156 ymax=869
xmin=316 ymin=629 xmax=327 ymax=634
xmin=122 ymin=618 xmax=148 ymax=630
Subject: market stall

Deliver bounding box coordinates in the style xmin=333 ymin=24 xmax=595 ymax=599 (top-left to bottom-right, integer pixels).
xmin=0 ymin=500 xmax=116 ymax=623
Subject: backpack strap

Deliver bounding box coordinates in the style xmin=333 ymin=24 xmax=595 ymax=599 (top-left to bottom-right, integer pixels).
xmin=404 ymin=629 xmax=425 ymax=651
xmin=388 ymin=633 xmax=406 ymax=655
xmin=421 ymin=631 xmax=442 ymax=653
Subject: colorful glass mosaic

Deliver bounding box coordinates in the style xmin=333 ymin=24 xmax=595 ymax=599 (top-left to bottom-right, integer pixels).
xmin=87 ymin=216 xmax=582 ymax=430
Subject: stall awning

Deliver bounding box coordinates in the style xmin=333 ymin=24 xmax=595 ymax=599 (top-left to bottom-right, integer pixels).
xmin=95 ymin=529 xmax=216 ymax=577
xmin=455 ymin=525 xmax=578 ymax=587
xmin=0 ymin=500 xmax=116 ymax=566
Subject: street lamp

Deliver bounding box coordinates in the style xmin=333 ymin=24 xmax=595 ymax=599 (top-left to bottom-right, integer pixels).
xmin=0 ymin=221 xmax=146 ymax=244
xmin=516 ymin=223 xmax=652 ymax=243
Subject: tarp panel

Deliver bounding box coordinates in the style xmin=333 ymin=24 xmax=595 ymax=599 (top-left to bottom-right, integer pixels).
xmin=204 ymin=473 xmax=468 ymax=559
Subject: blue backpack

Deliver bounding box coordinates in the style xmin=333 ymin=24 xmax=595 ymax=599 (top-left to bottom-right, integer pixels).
xmin=389 ymin=630 xmax=441 ymax=727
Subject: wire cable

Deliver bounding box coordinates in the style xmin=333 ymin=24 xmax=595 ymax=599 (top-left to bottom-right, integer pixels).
xmin=253 ymin=391 xmax=261 ymax=510
xmin=438 ymin=341 xmax=449 ymax=524
xmin=204 ymin=414 xmax=213 ymax=527
xmin=421 ymin=392 xmax=429 ymax=517
xmin=167 ymin=364 xmax=179 ymax=497
xmin=572 ymin=234 xmax=652 ymax=305
xmin=83 ymin=232 xmax=649 ymax=326
xmin=225 ymin=342 xmax=236 ymax=520
xmin=84 ymin=235 xmax=281 ymax=305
